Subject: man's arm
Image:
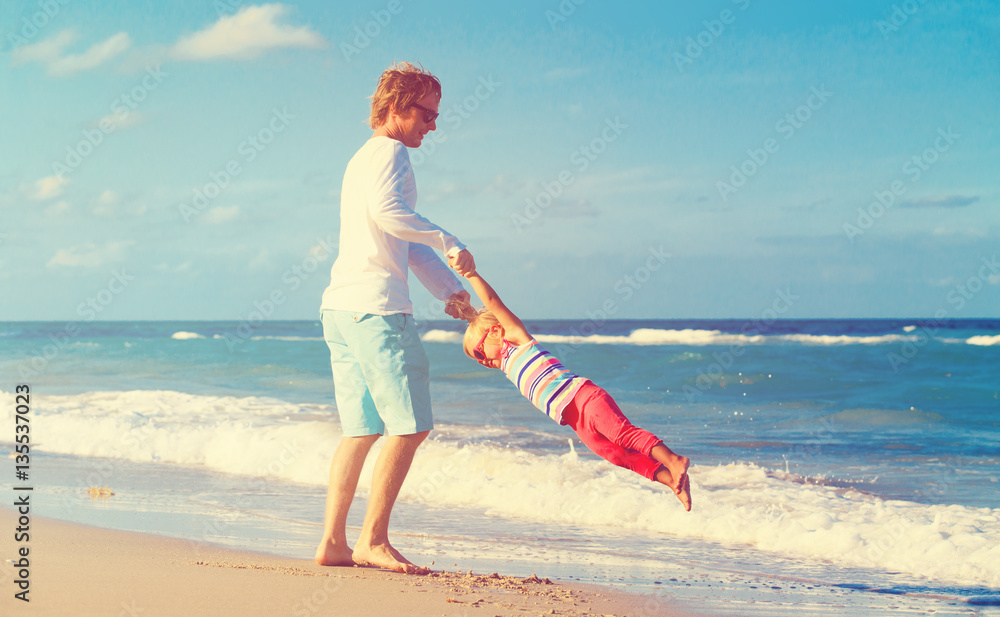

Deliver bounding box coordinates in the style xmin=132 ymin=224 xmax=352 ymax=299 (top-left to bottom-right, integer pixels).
xmin=408 ymin=243 xmax=462 ymax=300
xmin=368 ymin=145 xmax=465 ymax=255
xmin=409 ymin=244 xmax=475 ymax=320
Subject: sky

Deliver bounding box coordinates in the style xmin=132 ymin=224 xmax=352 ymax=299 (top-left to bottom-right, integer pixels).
xmin=1 ymin=0 xmax=998 ymax=321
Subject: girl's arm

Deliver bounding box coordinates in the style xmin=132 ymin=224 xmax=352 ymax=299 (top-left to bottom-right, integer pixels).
xmin=465 ymin=272 xmax=532 ymax=346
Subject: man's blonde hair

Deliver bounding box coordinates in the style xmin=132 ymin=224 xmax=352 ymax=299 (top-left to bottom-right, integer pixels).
xmin=462 ymin=309 xmax=500 ymax=359
xmin=368 ymin=62 xmax=441 ymax=130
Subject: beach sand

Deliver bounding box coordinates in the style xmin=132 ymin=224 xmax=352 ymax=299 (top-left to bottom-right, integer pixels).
xmin=0 ymin=508 xmax=699 ymax=616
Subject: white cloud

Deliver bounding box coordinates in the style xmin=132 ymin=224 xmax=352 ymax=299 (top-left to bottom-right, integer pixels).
xmin=154 ymin=261 xmax=193 ymax=273
xmin=46 ymin=241 xmax=134 ymax=268
xmin=573 ymin=166 xmax=683 ymax=197
xmin=115 ymin=44 xmax=170 ymax=75
xmin=92 ymin=202 xmax=117 ymax=219
xmin=25 ymin=174 xmax=69 ymax=200
xmin=91 ymin=191 xmax=147 ymax=218
xmin=97 ymin=190 xmax=120 ymax=205
xmin=170 ymin=4 xmax=326 ymax=61
xmin=12 ymin=29 xmax=132 ymax=76
xmin=931 ymin=226 xmax=989 ymax=238
xmin=45 ymin=201 xmax=71 ymax=218
xmin=821 ymin=265 xmax=878 ymax=284
xmin=545 ymin=67 xmax=588 ymax=81
xmin=10 ymin=29 xmax=77 ymax=65
xmin=91 ymin=190 xmax=119 ymax=218
xmin=202 ymin=205 xmax=240 ymax=224
xmin=92 ymin=109 xmax=146 ymax=132
xmin=248 ymin=248 xmax=272 ymax=271
xmin=901 ymin=195 xmax=979 ymax=209
xmin=48 ymin=33 xmax=132 ymax=76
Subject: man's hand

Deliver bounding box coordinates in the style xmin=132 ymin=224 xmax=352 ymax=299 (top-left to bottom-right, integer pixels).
xmin=448 ymin=249 xmax=476 ymax=278
xmin=444 ymin=290 xmax=475 ymax=321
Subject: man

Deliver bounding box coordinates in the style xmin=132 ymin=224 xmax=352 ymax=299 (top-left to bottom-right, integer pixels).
xmin=314 ymin=62 xmax=474 ymax=574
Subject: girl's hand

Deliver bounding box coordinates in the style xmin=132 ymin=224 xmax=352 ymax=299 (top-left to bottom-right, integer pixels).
xmin=448 ymin=249 xmax=476 ymax=277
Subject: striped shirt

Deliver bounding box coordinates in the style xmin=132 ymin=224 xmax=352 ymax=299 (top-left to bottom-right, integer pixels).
xmin=500 ymin=339 xmax=591 ymax=424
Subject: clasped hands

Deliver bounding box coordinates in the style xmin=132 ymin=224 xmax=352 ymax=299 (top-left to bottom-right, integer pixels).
xmin=444 ymin=249 xmax=476 ymax=321
xmin=448 ymin=248 xmax=475 ymax=278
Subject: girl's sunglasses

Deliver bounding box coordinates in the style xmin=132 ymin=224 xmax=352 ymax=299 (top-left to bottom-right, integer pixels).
xmin=410 ymin=102 xmax=439 ymax=124
xmin=472 ymin=329 xmax=490 ymax=361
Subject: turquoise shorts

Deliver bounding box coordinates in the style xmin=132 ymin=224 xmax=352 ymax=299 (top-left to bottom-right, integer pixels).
xmin=321 ymin=310 xmax=433 ymax=437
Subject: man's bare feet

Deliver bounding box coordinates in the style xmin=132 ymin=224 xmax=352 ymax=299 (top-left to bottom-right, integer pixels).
xmin=653 ymin=450 xmax=692 ymax=512
xmin=353 ymin=539 xmax=429 ymax=575
xmin=314 ymin=539 xmax=355 ymax=567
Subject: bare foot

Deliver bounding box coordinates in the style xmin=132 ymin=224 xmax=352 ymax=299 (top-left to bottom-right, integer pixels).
xmin=675 ymin=470 xmax=692 ymax=512
xmin=314 ymin=538 xmax=354 ymax=567
xmin=353 ymin=540 xmax=429 ymax=575
xmin=653 ymin=453 xmax=692 ymax=512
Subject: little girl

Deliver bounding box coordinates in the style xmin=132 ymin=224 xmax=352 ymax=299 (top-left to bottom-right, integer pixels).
xmin=453 ymin=268 xmax=692 ymax=511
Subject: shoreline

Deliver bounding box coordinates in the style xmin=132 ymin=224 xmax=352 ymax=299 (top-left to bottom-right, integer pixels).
xmin=0 ymin=507 xmax=699 ymax=617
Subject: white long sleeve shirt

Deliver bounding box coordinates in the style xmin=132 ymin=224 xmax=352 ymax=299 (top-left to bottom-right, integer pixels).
xmin=321 ymin=136 xmax=466 ymax=315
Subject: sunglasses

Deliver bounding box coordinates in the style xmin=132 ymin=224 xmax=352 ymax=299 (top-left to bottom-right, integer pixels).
xmin=410 ymin=102 xmax=439 ymax=124
xmin=472 ymin=329 xmax=491 ymax=361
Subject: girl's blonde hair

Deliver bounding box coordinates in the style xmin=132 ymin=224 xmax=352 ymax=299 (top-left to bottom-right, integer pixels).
xmin=368 ymin=62 xmax=442 ymax=130
xmin=462 ymin=308 xmax=500 ymax=359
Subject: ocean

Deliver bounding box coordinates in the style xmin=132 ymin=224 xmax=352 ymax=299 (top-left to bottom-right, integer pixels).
xmin=2 ymin=318 xmax=999 ymax=615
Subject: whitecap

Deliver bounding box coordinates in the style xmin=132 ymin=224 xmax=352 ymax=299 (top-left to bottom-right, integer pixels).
xmin=421 ymin=329 xmax=463 ymax=343
xmin=967 ymin=335 xmax=1000 ymax=346
xmin=171 ymin=331 xmax=204 ymax=340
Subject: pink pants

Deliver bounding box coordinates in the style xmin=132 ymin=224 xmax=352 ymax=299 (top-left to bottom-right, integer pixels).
xmin=561 ymin=382 xmax=663 ymax=481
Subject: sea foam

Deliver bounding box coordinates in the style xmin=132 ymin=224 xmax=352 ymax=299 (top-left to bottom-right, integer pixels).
xmin=967 ymin=335 xmax=1000 ymax=346
xmin=421 ymin=330 xmax=463 ymax=343
xmin=170 ymin=331 xmax=205 ymax=340
xmin=422 ymin=328 xmax=925 ymax=347
xmin=4 ymin=389 xmax=999 ymax=588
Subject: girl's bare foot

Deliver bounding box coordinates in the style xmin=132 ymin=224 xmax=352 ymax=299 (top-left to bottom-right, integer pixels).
xmin=674 ymin=469 xmax=692 ymax=512
xmin=314 ymin=538 xmax=355 ymax=566
xmin=652 ymin=450 xmax=692 ymax=511
xmin=353 ymin=539 xmax=429 ymax=575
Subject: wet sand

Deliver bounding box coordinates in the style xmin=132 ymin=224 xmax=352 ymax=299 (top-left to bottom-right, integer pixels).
xmin=0 ymin=507 xmax=700 ymax=616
